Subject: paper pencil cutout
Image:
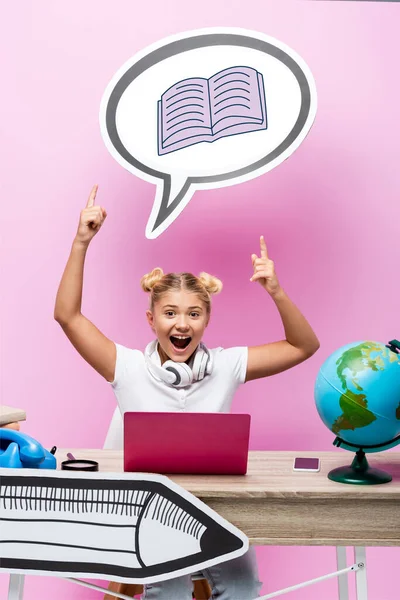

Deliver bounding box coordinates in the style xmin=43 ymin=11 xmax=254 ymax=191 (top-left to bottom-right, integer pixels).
xmin=0 ymin=469 xmax=248 ymax=584
xmin=157 ymin=65 xmax=267 ymax=155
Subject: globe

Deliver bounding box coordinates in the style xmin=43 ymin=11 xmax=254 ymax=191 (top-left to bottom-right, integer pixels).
xmin=315 ymin=339 xmax=400 ymax=484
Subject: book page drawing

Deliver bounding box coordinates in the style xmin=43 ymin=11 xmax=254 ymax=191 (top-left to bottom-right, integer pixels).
xmin=158 ymin=66 xmax=267 ymax=155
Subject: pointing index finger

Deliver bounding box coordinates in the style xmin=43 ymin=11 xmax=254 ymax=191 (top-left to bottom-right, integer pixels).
xmin=86 ymin=184 xmax=98 ymax=208
xmin=260 ymin=235 xmax=268 ymax=259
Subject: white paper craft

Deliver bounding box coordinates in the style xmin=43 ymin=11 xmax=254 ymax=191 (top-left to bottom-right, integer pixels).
xmin=0 ymin=468 xmax=248 ymax=584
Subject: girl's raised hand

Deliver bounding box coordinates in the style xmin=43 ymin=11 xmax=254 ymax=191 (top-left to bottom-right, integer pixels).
xmin=75 ymin=185 xmax=107 ymax=245
xmin=250 ymin=235 xmax=281 ymax=296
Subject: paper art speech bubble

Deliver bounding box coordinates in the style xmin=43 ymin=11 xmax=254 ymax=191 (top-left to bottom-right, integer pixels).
xmin=99 ymin=28 xmax=317 ymax=238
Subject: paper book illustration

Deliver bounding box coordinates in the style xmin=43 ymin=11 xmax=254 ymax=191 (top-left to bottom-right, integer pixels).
xmin=100 ymin=29 xmax=317 ymax=238
xmin=157 ymin=65 xmax=267 ymax=155
xmin=0 ymin=469 xmax=248 ymax=584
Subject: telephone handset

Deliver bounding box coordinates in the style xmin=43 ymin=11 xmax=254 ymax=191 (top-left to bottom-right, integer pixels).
xmin=0 ymin=429 xmax=56 ymax=469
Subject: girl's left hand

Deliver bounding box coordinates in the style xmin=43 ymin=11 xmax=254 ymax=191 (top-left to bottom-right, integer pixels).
xmin=250 ymin=235 xmax=281 ymax=296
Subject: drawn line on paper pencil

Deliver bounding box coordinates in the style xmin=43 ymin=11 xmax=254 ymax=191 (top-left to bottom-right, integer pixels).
xmin=0 ymin=517 xmax=137 ymax=528
xmin=0 ymin=484 xmax=151 ymax=516
xmin=0 ymin=540 xmax=138 ymax=555
xmin=2 ymin=478 xmax=210 ymax=536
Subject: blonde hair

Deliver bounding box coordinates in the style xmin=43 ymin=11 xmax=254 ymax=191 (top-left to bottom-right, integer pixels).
xmin=140 ymin=268 xmax=222 ymax=314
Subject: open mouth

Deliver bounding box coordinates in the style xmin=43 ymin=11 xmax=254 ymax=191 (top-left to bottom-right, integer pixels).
xmin=170 ymin=335 xmax=192 ymax=350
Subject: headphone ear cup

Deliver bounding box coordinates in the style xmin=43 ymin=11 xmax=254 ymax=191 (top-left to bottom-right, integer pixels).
xmin=192 ymin=348 xmax=208 ymax=381
xmin=163 ymin=360 xmax=193 ymax=387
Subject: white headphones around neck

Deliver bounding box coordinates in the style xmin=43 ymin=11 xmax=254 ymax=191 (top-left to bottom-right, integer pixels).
xmin=144 ymin=340 xmax=213 ymax=388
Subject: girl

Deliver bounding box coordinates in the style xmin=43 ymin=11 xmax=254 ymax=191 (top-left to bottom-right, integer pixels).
xmin=54 ymin=185 xmax=320 ymax=599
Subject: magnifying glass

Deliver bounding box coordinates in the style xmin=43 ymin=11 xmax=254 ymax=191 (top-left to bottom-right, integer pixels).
xmin=61 ymin=452 xmax=99 ymax=472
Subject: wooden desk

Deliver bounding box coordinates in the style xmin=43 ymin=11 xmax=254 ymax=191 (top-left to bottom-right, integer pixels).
xmin=57 ymin=449 xmax=400 ymax=547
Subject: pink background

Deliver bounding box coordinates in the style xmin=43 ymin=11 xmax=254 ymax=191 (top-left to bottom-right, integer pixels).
xmin=2 ymin=0 xmax=400 ymax=598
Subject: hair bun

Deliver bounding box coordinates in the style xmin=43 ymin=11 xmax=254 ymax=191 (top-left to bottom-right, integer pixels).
xmin=140 ymin=267 xmax=164 ymax=292
xmin=198 ymin=272 xmax=223 ymax=295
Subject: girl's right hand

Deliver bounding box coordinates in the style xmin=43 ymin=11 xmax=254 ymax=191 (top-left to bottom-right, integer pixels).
xmin=75 ymin=184 xmax=107 ymax=245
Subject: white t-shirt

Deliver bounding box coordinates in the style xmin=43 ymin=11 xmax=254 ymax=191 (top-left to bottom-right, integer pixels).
xmin=109 ymin=342 xmax=248 ymax=416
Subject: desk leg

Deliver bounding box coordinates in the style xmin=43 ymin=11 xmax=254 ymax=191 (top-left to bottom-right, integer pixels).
xmin=354 ymin=547 xmax=368 ymax=600
xmin=336 ymin=547 xmax=349 ymax=600
xmin=8 ymin=574 xmax=25 ymax=600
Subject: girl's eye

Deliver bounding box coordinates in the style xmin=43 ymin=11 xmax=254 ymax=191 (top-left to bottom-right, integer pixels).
xmin=165 ymin=311 xmax=175 ymax=317
xmin=190 ymin=312 xmax=200 ymax=318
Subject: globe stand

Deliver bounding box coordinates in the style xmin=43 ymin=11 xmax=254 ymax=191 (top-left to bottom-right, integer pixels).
xmin=328 ymin=449 xmax=392 ymax=485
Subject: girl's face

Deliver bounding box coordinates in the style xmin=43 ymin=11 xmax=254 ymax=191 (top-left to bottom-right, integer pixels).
xmin=146 ymin=289 xmax=209 ymax=364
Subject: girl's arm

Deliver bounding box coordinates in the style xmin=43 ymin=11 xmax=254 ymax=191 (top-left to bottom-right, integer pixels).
xmin=54 ymin=185 xmax=116 ymax=382
xmin=245 ymin=236 xmax=320 ymax=382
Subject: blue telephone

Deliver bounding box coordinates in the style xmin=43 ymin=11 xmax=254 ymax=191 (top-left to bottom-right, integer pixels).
xmin=0 ymin=429 xmax=57 ymax=469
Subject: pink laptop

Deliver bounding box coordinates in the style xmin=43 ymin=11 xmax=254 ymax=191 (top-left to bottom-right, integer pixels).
xmin=124 ymin=412 xmax=251 ymax=475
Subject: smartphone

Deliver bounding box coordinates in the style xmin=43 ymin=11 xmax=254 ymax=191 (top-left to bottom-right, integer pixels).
xmin=293 ymin=457 xmax=320 ymax=472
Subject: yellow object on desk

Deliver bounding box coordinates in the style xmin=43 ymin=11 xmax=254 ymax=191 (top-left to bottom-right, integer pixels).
xmin=56 ymin=449 xmax=400 ymax=547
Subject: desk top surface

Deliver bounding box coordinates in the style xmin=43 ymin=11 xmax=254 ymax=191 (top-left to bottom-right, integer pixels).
xmin=57 ymin=449 xmax=400 ymax=500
